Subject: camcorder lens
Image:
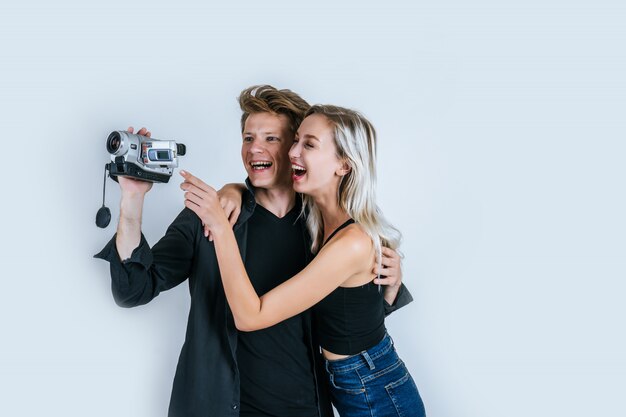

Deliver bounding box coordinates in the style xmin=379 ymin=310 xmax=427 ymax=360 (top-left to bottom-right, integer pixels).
xmin=107 ymin=132 xmax=122 ymax=154
xmin=177 ymin=143 xmax=186 ymax=156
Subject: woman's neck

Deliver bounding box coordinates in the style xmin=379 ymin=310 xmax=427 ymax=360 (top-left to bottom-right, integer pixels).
xmin=315 ymin=196 xmax=351 ymax=242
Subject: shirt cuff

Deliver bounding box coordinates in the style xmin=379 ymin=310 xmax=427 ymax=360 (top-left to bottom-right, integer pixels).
xmin=383 ymin=284 xmax=414 ymax=316
xmin=93 ymin=233 xmax=153 ymax=270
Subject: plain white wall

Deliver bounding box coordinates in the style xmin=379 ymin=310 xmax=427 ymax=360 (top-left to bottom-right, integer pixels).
xmin=1 ymin=0 xmax=624 ymax=416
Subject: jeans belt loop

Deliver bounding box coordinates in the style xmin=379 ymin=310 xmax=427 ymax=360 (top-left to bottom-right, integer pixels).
xmin=361 ymin=350 xmax=375 ymax=370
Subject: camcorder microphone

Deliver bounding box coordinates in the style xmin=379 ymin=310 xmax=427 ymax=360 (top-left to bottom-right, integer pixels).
xmin=95 ymin=131 xmax=187 ymax=228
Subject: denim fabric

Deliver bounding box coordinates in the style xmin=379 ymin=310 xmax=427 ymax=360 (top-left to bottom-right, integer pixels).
xmin=324 ymin=334 xmax=425 ymax=417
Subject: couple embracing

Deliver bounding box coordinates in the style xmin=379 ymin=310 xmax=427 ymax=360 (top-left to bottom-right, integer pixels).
xmin=96 ymin=85 xmax=425 ymax=417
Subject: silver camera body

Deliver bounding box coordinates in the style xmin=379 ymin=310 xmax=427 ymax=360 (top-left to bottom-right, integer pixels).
xmin=106 ymin=131 xmax=186 ymax=183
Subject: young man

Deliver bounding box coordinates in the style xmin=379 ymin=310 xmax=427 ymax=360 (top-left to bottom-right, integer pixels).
xmin=95 ymin=85 xmax=412 ymax=417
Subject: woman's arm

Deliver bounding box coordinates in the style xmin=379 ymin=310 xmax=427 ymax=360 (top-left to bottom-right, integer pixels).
xmin=217 ymin=183 xmax=246 ymax=226
xmin=212 ymin=223 xmax=371 ymax=331
xmin=180 ymin=171 xmax=373 ymax=331
xmin=201 ymin=182 xmax=246 ymax=240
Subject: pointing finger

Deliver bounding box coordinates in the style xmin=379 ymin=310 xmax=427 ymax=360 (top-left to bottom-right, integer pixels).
xmin=180 ymin=170 xmax=212 ymax=193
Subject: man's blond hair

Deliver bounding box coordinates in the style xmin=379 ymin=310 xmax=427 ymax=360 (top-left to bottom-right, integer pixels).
xmin=238 ymin=85 xmax=310 ymax=135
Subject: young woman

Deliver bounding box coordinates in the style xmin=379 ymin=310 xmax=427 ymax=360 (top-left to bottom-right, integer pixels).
xmin=181 ymin=105 xmax=426 ymax=416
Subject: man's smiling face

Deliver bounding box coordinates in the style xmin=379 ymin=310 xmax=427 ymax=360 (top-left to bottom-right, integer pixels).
xmin=241 ymin=112 xmax=294 ymax=191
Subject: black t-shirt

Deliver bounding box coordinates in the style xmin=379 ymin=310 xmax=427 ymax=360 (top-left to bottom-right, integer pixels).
xmin=237 ymin=202 xmax=318 ymax=417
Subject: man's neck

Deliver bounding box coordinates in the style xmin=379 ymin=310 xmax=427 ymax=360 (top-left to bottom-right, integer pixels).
xmin=254 ymin=186 xmax=297 ymax=218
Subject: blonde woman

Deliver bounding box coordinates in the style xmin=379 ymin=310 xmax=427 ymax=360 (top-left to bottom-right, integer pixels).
xmin=181 ymin=105 xmax=425 ymax=416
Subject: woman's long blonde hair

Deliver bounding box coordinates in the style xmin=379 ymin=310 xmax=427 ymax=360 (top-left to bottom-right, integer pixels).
xmin=301 ymin=105 xmax=402 ymax=265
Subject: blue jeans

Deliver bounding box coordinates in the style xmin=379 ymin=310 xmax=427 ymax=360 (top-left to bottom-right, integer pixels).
xmin=324 ymin=334 xmax=426 ymax=417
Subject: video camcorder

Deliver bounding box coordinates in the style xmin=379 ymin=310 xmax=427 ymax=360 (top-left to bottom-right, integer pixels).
xmin=106 ymin=130 xmax=187 ymax=183
xmin=96 ymin=130 xmax=188 ymax=228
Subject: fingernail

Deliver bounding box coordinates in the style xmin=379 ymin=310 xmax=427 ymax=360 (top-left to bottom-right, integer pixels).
xmin=180 ymin=170 xmax=187 ymax=176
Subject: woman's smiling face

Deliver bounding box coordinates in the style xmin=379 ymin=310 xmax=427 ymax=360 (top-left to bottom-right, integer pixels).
xmin=289 ymin=114 xmax=346 ymax=197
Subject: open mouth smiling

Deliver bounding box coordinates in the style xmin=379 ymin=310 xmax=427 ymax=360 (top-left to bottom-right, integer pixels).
xmin=292 ymin=163 xmax=307 ymax=179
xmin=250 ymin=161 xmax=273 ymax=171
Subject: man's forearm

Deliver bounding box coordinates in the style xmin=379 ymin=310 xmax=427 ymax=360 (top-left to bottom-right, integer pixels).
xmin=384 ymin=285 xmax=401 ymax=306
xmin=116 ymin=194 xmax=145 ymax=261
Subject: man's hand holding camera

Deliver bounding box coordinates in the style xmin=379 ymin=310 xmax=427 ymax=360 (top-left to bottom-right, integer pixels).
xmin=118 ymin=126 xmax=154 ymax=196
xmin=115 ymin=126 xmax=154 ymax=261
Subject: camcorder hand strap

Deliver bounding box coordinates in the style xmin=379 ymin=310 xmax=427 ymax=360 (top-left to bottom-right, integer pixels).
xmin=95 ymin=164 xmax=112 ymax=228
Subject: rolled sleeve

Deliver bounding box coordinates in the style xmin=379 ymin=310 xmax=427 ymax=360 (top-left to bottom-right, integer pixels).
xmin=383 ymin=284 xmax=413 ymax=316
xmin=93 ymin=208 xmax=197 ymax=307
xmin=94 ymin=233 xmax=152 ymax=269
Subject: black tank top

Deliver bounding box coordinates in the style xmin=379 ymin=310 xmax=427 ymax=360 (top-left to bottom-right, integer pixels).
xmin=312 ymin=219 xmax=386 ymax=355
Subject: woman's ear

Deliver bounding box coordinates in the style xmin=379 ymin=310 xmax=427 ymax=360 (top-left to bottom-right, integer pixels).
xmin=336 ymin=160 xmax=352 ymax=177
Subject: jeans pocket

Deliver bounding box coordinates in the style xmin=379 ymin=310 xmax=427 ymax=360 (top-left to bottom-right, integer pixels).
xmin=385 ymin=371 xmax=426 ymax=417
xmin=329 ymin=370 xmax=366 ymax=395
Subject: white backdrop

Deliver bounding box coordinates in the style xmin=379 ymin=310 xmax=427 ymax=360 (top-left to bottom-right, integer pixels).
xmin=1 ymin=1 xmax=624 ymax=416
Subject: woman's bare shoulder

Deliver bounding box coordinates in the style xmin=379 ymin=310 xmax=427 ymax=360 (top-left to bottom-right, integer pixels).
xmin=325 ymin=223 xmax=374 ymax=259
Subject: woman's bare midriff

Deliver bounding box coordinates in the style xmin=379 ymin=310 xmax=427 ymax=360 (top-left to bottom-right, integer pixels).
xmin=322 ymin=348 xmax=351 ymax=361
